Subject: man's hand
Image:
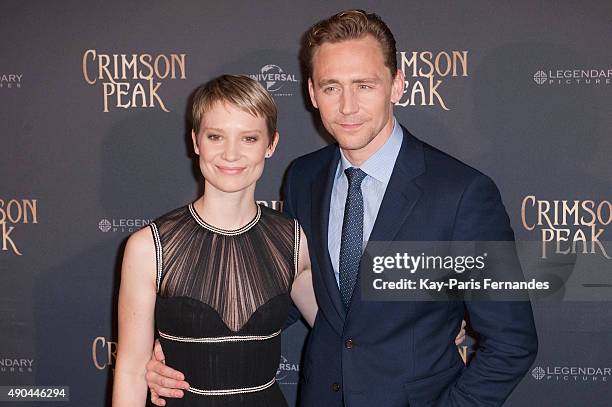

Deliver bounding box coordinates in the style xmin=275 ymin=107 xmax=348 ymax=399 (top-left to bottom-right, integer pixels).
xmin=145 ymin=339 xmax=190 ymax=406
xmin=455 ymin=320 xmax=467 ymax=345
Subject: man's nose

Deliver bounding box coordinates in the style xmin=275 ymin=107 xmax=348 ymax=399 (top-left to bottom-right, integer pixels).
xmin=339 ymin=88 xmax=358 ymax=115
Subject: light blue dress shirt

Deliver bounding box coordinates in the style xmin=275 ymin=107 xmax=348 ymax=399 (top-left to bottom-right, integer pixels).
xmin=328 ymin=118 xmax=403 ymax=286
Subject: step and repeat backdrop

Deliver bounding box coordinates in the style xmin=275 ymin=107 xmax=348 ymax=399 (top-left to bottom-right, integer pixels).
xmin=1 ymin=1 xmax=611 ymax=406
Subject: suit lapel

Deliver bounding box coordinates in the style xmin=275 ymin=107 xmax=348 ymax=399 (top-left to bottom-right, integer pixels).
xmin=367 ymin=127 xmax=425 ymax=243
xmin=310 ymin=147 xmax=346 ymax=332
xmin=346 ymin=127 xmax=426 ymax=316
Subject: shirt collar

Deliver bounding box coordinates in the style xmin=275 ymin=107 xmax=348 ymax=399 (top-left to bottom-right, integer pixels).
xmin=337 ymin=117 xmax=403 ymax=184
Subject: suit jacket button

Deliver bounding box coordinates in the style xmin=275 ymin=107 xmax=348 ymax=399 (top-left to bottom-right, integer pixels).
xmin=332 ymin=382 xmax=341 ymax=392
xmin=345 ymin=339 xmax=354 ymax=349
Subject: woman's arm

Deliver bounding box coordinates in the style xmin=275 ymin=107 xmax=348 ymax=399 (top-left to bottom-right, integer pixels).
xmin=290 ymin=227 xmax=318 ymax=327
xmin=112 ymin=227 xmax=157 ymax=407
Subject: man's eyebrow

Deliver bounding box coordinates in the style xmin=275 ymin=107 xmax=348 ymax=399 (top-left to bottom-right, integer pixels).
xmin=317 ymin=77 xmax=381 ymax=87
xmin=353 ymin=78 xmax=380 ymax=84
xmin=317 ymin=78 xmax=340 ymax=87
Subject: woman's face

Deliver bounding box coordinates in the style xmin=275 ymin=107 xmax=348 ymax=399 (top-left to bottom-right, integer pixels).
xmin=192 ymin=102 xmax=278 ymax=194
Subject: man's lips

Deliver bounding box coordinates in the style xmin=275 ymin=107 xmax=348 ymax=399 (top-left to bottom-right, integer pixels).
xmin=216 ymin=165 xmax=246 ymax=174
xmin=338 ymin=122 xmax=364 ymax=130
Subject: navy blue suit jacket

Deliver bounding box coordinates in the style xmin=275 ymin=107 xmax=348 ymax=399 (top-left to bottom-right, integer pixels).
xmin=282 ymin=126 xmax=538 ymax=406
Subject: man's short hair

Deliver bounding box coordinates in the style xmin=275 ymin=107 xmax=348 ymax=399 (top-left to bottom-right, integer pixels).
xmin=303 ymin=9 xmax=398 ymax=78
xmin=191 ymin=74 xmax=277 ymax=142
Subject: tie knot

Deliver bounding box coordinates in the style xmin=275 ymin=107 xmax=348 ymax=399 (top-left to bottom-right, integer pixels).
xmin=344 ymin=167 xmax=367 ymax=188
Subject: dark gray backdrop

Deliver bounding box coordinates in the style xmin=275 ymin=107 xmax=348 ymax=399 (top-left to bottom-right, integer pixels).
xmin=1 ymin=1 xmax=611 ymax=406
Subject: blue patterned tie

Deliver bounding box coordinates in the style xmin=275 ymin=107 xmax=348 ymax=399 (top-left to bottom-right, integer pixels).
xmin=339 ymin=167 xmax=367 ymax=310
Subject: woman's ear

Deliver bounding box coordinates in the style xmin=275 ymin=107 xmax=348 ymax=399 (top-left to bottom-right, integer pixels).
xmin=191 ymin=130 xmax=200 ymax=155
xmin=265 ymin=131 xmax=280 ymax=158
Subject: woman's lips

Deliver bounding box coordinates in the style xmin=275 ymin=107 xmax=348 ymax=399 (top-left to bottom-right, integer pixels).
xmin=216 ymin=165 xmax=246 ymax=174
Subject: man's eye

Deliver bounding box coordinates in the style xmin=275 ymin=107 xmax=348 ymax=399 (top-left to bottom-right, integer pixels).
xmin=323 ymin=86 xmax=338 ymax=94
xmin=358 ymin=84 xmax=372 ymax=90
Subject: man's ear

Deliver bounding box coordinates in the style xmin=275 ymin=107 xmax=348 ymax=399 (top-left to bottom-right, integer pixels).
xmin=390 ymin=69 xmax=405 ymax=104
xmin=308 ymin=78 xmax=319 ymax=109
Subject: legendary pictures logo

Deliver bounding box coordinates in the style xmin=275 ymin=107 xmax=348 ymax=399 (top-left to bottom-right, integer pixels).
xmin=98 ymin=218 xmax=152 ymax=233
xmin=248 ymin=65 xmax=299 ymax=97
xmin=531 ymin=365 xmax=610 ymax=383
xmin=0 ymin=199 xmax=38 ymax=256
xmin=82 ymin=50 xmax=187 ymax=112
xmin=397 ymin=50 xmax=469 ymax=111
xmin=532 ymin=366 xmax=546 ymax=380
xmin=533 ymin=71 xmax=548 ymax=85
xmin=521 ymin=196 xmax=611 ymax=259
xmin=0 ymin=73 xmax=22 ymax=89
xmin=533 ymin=68 xmax=612 ymax=86
xmin=276 ymin=355 xmax=299 ymax=385
xmin=0 ymin=358 xmax=35 ymax=374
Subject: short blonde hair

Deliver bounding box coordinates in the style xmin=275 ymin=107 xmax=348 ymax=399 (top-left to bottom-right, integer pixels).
xmin=191 ymin=74 xmax=277 ymax=142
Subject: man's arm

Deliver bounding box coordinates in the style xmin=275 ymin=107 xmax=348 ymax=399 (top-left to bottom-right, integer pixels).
xmin=145 ymin=340 xmax=190 ymax=406
xmin=439 ymin=175 xmax=538 ymax=406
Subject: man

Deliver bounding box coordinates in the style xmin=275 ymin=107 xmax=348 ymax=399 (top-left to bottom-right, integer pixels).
xmin=146 ymin=10 xmax=537 ymax=406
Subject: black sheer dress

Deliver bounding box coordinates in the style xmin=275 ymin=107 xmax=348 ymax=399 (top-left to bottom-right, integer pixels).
xmin=150 ymin=203 xmax=299 ymax=407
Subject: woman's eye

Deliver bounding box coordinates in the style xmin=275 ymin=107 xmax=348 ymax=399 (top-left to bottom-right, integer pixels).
xmin=207 ymin=134 xmax=221 ymax=141
xmin=243 ymin=136 xmax=258 ymax=143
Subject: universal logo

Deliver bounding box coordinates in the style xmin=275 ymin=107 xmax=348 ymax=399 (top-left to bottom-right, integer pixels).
xmin=256 ymin=200 xmax=283 ymax=212
xmin=98 ymin=218 xmax=152 ymax=233
xmin=0 ymin=199 xmax=38 ymax=256
xmin=0 ymin=73 xmax=22 ymax=89
xmin=248 ymin=65 xmax=299 ymax=97
xmin=276 ymin=355 xmax=299 ymax=385
xmin=82 ymin=50 xmax=187 ymax=112
xmin=533 ymin=69 xmax=612 ymax=86
xmin=521 ymin=197 xmax=611 ymax=259
xmin=397 ymin=50 xmax=469 ymax=111
xmin=531 ymin=365 xmax=610 ymax=383
xmin=0 ymin=357 xmax=35 ymax=374
xmin=92 ymin=337 xmax=116 ymax=371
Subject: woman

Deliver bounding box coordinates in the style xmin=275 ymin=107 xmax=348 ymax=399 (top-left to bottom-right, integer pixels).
xmin=112 ymin=74 xmax=317 ymax=406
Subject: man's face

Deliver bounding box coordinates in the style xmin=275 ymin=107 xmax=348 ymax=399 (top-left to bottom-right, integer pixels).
xmin=308 ymin=35 xmax=404 ymax=160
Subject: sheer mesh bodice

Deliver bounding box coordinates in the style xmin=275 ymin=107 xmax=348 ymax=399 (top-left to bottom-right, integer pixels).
xmin=150 ymin=203 xmax=298 ymax=407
